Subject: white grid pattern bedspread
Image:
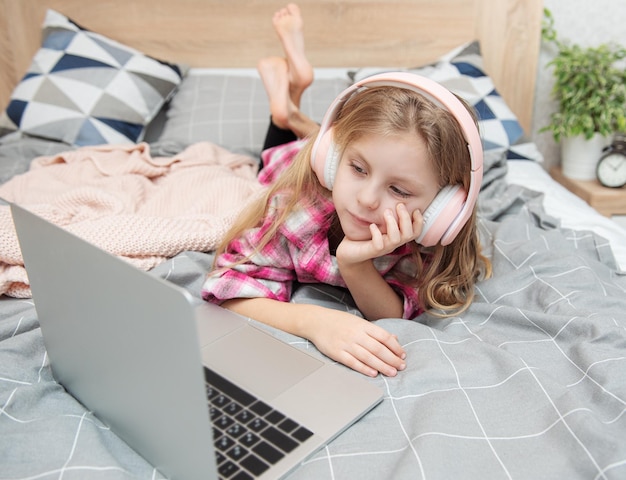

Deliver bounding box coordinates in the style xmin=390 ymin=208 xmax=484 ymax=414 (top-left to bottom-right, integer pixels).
xmin=1 ymin=164 xmax=625 ymax=478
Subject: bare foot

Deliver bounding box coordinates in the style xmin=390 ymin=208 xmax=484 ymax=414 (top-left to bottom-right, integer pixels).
xmin=258 ymin=56 xmax=320 ymax=139
xmin=258 ymin=56 xmax=291 ymax=129
xmin=272 ymin=3 xmax=313 ymax=106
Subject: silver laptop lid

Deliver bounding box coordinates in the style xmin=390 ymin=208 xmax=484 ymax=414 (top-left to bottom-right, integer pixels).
xmin=11 ymin=203 xmax=217 ymax=480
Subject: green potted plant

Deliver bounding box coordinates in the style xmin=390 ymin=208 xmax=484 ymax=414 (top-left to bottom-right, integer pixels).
xmin=541 ymin=8 xmax=626 ymax=180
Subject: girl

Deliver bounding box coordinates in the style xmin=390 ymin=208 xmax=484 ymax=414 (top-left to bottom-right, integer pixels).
xmin=202 ymin=4 xmax=491 ymax=378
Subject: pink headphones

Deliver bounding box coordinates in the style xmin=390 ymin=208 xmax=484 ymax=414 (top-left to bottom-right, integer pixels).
xmin=310 ymin=72 xmax=483 ymax=247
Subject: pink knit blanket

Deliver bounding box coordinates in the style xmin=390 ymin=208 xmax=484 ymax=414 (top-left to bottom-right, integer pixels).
xmin=0 ymin=142 xmax=262 ymax=298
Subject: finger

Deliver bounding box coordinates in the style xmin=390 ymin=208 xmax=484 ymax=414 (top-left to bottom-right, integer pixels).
xmin=396 ymin=203 xmax=414 ymax=240
xmin=385 ymin=333 xmax=407 ymax=360
xmin=355 ymin=331 xmax=407 ymax=375
xmin=336 ymin=350 xmax=380 ymax=378
xmin=412 ymin=209 xmax=424 ymax=237
xmin=384 ymin=209 xmax=401 ymax=243
xmin=367 ymin=327 xmax=407 ymax=362
xmin=352 ymin=341 xmax=405 ymax=377
xmin=369 ymin=223 xmax=384 ymax=250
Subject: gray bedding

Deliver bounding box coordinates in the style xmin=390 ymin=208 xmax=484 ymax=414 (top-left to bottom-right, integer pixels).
xmin=1 ymin=143 xmax=625 ymax=479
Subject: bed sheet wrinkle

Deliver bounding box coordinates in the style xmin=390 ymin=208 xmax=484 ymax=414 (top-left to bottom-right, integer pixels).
xmin=506 ymin=161 xmax=626 ymax=272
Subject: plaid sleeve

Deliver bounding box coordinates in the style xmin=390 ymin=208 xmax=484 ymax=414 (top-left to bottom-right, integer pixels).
xmin=201 ymin=266 xmax=294 ymax=304
xmin=201 ymin=197 xmax=298 ymax=305
xmin=387 ymin=277 xmax=423 ymax=319
xmin=258 ymin=140 xmax=306 ymax=185
xmin=379 ymin=253 xmax=424 ymax=319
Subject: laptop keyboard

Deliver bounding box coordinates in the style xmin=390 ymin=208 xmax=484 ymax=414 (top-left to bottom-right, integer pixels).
xmin=205 ymin=367 xmax=314 ymax=479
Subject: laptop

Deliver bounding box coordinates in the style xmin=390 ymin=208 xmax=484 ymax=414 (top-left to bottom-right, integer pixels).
xmin=10 ymin=203 xmax=383 ymax=480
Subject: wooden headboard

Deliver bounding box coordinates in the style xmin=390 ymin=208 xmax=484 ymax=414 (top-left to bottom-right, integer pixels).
xmin=0 ymin=0 xmax=542 ymax=133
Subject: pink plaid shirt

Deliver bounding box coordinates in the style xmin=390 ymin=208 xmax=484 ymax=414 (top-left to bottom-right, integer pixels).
xmin=201 ymin=141 xmax=423 ymax=319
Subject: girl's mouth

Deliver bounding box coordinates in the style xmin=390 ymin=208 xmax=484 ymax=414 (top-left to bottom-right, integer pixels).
xmin=349 ymin=212 xmax=374 ymax=227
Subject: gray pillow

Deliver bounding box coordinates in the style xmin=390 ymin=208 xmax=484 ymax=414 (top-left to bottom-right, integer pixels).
xmin=156 ymin=73 xmax=349 ymax=157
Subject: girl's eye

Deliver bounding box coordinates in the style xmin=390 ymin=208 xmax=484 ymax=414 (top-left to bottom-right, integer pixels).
xmin=390 ymin=186 xmax=411 ymax=198
xmin=350 ymin=163 xmax=366 ymax=175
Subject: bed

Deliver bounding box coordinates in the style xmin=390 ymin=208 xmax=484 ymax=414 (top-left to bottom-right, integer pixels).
xmin=1 ymin=1 xmax=626 ymax=479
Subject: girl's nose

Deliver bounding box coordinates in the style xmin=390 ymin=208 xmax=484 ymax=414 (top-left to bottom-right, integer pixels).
xmin=357 ymin=183 xmax=380 ymax=210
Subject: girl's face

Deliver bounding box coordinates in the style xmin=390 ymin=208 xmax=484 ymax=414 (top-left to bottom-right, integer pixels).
xmin=332 ymin=131 xmax=440 ymax=241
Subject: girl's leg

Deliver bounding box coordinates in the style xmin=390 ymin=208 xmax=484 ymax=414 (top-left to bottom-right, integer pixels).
xmin=258 ymin=57 xmax=319 ymax=146
xmin=272 ymin=3 xmax=313 ymax=107
xmin=262 ymin=118 xmax=298 ymax=151
xmin=259 ymin=4 xmax=319 ymax=151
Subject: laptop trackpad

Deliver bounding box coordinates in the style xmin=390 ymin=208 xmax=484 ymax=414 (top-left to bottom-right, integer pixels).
xmin=200 ymin=325 xmax=323 ymax=401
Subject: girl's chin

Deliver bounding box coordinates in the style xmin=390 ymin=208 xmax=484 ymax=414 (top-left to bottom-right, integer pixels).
xmin=342 ymin=228 xmax=375 ymax=242
xmin=339 ymin=217 xmax=384 ymax=241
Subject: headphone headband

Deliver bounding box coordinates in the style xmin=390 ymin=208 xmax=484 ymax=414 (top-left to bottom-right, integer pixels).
xmin=310 ymin=72 xmax=483 ymax=246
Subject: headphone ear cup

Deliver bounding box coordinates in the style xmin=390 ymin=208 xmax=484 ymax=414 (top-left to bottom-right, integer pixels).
xmin=311 ymin=127 xmax=340 ymax=189
xmin=416 ymin=185 xmax=467 ymax=247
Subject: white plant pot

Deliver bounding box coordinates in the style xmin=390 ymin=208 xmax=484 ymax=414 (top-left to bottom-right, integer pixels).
xmin=561 ymin=133 xmax=613 ymax=180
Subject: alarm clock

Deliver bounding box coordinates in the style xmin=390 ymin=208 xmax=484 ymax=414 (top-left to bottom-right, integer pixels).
xmin=596 ymin=134 xmax=626 ymax=188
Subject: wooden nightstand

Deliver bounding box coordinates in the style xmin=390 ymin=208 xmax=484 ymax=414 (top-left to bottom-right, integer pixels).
xmin=550 ymin=166 xmax=626 ymax=217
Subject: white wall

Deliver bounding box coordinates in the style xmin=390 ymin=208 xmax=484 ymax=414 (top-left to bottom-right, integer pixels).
xmin=532 ymin=0 xmax=626 ymax=169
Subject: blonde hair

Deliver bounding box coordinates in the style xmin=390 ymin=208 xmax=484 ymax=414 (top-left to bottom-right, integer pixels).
xmin=214 ymin=85 xmax=491 ymax=316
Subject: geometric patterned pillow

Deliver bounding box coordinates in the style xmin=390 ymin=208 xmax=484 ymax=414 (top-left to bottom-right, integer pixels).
xmin=349 ymin=41 xmax=525 ymax=152
xmin=0 ymin=10 xmax=186 ymax=146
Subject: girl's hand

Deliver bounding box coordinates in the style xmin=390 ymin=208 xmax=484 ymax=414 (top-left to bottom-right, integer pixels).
xmin=222 ymin=298 xmax=406 ymax=378
xmin=304 ymin=310 xmax=407 ymax=377
xmin=337 ymin=203 xmax=423 ymax=265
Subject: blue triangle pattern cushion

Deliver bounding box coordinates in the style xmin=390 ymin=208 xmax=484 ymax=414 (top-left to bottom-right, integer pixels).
xmin=451 ymin=61 xmax=484 ymax=79
xmin=44 ymin=30 xmax=75 ymax=51
xmin=349 ymin=41 xmax=525 ymax=152
xmin=52 ymin=54 xmax=113 ymax=72
xmin=473 ymin=99 xmax=497 ymax=121
xmin=5 ymin=100 xmax=28 ymax=127
xmin=92 ymin=38 xmax=135 ymax=67
xmin=77 ymin=119 xmax=108 ymax=146
xmin=0 ymin=9 xmax=187 ymax=146
xmin=94 ymin=117 xmax=144 ymax=146
xmin=502 ymin=120 xmax=524 ymax=145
